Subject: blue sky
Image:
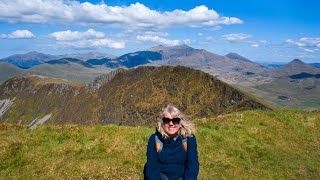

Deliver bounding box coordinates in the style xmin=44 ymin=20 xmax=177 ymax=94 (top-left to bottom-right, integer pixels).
xmin=0 ymin=0 xmax=319 ymax=63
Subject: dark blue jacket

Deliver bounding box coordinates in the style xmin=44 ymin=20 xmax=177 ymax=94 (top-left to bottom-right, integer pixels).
xmin=145 ymin=131 xmax=199 ymax=180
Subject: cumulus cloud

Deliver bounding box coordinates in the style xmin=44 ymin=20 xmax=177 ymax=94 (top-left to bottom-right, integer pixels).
xmin=286 ymin=37 xmax=320 ymax=53
xmin=56 ymin=39 xmax=125 ymax=49
xmin=221 ymin=33 xmax=261 ymax=48
xmin=222 ymin=33 xmax=251 ymax=41
xmin=136 ymin=35 xmax=180 ymax=46
xmin=286 ymin=37 xmax=320 ymax=47
xmin=50 ymin=29 xmax=125 ymax=49
xmin=1 ymin=30 xmax=35 ymax=39
xmin=50 ymin=29 xmax=104 ymax=41
xmin=0 ymin=0 xmax=243 ymax=29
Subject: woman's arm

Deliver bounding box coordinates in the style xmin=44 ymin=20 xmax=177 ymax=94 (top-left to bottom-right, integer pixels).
xmin=145 ymin=134 xmax=161 ymax=180
xmin=184 ymin=136 xmax=199 ymax=180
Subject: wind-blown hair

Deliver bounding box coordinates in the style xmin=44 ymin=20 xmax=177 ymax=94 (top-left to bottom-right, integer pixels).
xmin=157 ymin=105 xmax=195 ymax=139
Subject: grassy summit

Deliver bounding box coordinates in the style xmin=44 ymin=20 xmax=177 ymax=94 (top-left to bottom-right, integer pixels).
xmin=1 ymin=110 xmax=319 ymax=179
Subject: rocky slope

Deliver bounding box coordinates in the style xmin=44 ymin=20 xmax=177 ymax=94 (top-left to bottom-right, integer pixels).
xmin=148 ymin=45 xmax=269 ymax=86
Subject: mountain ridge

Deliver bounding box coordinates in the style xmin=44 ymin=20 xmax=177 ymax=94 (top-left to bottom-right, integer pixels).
xmin=0 ymin=66 xmax=272 ymax=126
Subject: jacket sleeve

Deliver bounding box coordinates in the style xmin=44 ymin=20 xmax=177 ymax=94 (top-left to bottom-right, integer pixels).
xmin=184 ymin=135 xmax=200 ymax=180
xmin=145 ymin=134 xmax=161 ymax=180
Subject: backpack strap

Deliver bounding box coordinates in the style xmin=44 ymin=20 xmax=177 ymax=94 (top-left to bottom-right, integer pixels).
xmin=182 ymin=138 xmax=188 ymax=152
xmin=155 ymin=135 xmax=188 ymax=154
xmin=155 ymin=135 xmax=163 ymax=153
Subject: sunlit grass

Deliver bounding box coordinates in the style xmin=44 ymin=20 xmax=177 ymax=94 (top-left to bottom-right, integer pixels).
xmin=1 ymin=110 xmax=319 ymax=179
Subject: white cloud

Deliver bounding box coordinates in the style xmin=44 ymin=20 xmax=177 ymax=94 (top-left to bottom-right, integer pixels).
xmin=50 ymin=29 xmax=104 ymax=41
xmin=182 ymin=39 xmax=193 ymax=44
xmin=210 ymin=26 xmax=222 ymax=31
xmin=221 ymin=33 xmax=261 ymax=48
xmin=250 ymin=43 xmax=259 ymax=48
xmin=197 ymin=33 xmax=203 ymax=36
xmin=302 ymin=48 xmax=315 ymax=53
xmin=260 ymin=40 xmax=268 ymax=44
xmin=136 ymin=35 xmax=180 ymax=46
xmin=286 ymin=37 xmax=320 ymax=53
xmin=286 ymin=39 xmax=305 ymax=47
xmin=205 ymin=36 xmax=214 ymax=41
xmin=1 ymin=30 xmax=35 ymax=39
xmin=50 ymin=29 xmax=125 ymax=49
xmin=56 ymin=39 xmax=125 ymax=49
xmin=286 ymin=37 xmax=320 ymax=47
xmin=0 ymin=1 xmax=243 ymax=30
xmin=222 ymin=33 xmax=251 ymax=41
xmin=144 ymin=31 xmax=169 ymax=37
xmin=247 ymin=41 xmax=259 ymax=48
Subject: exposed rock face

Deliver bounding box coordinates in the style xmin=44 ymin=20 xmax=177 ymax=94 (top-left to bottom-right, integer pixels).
xmin=0 ymin=66 xmax=272 ymax=127
xmin=88 ymin=69 xmax=125 ymax=90
xmin=28 ymin=114 xmax=52 ymax=129
xmin=0 ymin=99 xmax=14 ymax=118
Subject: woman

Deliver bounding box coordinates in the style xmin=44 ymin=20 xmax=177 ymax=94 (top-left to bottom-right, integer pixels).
xmin=145 ymin=105 xmax=199 ymax=180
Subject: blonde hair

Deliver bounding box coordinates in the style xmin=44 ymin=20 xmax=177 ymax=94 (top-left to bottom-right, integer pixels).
xmin=157 ymin=104 xmax=195 ymax=139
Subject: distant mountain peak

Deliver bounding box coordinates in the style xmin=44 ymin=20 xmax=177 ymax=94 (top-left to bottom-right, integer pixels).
xmin=225 ymin=53 xmax=252 ymax=63
xmin=288 ymin=59 xmax=305 ymax=65
xmin=170 ymin=44 xmax=193 ymax=50
xmin=147 ymin=45 xmax=166 ymax=52
xmin=62 ymin=52 xmax=116 ymax=60
xmin=275 ymin=58 xmax=320 ymax=76
xmin=147 ymin=44 xmax=194 ymax=52
xmin=25 ymin=51 xmax=40 ymax=54
xmin=3 ymin=51 xmax=54 ymax=59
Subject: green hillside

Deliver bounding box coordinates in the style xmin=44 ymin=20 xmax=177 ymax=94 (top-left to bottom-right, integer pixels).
xmin=27 ymin=63 xmax=112 ymax=84
xmin=1 ymin=110 xmax=319 ymax=179
xmin=0 ymin=62 xmax=24 ymax=84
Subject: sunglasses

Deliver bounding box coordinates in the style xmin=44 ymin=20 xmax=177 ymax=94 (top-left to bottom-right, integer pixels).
xmin=162 ymin=117 xmax=181 ymax=125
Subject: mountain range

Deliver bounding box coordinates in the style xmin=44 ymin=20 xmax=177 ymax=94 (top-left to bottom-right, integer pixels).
xmin=0 ymin=51 xmax=114 ymax=69
xmin=0 ymin=45 xmax=319 ymax=110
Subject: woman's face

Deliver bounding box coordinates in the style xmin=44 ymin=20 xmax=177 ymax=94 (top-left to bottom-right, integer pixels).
xmin=163 ymin=111 xmax=181 ymax=137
